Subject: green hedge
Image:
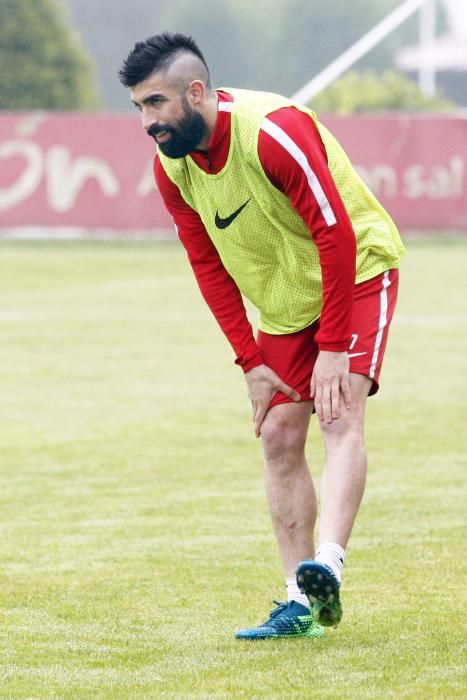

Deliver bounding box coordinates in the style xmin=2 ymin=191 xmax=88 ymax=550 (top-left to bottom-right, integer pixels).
xmin=0 ymin=0 xmax=98 ymax=110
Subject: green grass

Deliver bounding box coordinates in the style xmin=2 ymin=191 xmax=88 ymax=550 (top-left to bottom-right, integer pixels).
xmin=0 ymin=238 xmax=466 ymax=699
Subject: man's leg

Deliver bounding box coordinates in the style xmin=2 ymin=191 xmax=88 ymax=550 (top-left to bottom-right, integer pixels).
xmin=297 ymin=372 xmax=371 ymax=626
xmin=318 ymin=372 xmax=372 ymax=548
xmin=260 ymin=400 xmax=316 ymax=578
xmin=235 ymin=400 xmax=327 ymax=640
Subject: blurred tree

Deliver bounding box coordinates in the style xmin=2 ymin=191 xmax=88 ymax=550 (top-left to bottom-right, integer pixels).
xmin=310 ymin=70 xmax=454 ymax=113
xmin=0 ymin=0 xmax=98 ymax=109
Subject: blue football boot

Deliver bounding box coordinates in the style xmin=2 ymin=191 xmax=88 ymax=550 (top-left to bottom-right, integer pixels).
xmin=235 ymin=600 xmax=324 ymax=640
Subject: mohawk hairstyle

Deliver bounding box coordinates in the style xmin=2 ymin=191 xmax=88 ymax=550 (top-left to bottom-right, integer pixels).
xmin=118 ymin=32 xmax=211 ymax=88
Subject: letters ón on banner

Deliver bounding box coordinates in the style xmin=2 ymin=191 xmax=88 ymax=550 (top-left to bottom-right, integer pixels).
xmin=0 ymin=112 xmax=466 ymax=234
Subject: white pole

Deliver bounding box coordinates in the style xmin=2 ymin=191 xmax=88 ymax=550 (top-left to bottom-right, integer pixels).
xmin=419 ymin=0 xmax=436 ymax=96
xmin=291 ymin=0 xmax=429 ymax=104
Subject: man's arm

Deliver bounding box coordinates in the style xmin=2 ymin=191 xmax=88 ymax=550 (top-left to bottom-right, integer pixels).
xmin=154 ymin=155 xmax=263 ymax=372
xmin=259 ymin=107 xmax=356 ymax=422
xmin=154 ymin=156 xmax=300 ymax=434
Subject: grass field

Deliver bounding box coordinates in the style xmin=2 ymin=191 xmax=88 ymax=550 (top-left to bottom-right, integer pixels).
xmin=0 ymin=238 xmax=466 ymax=699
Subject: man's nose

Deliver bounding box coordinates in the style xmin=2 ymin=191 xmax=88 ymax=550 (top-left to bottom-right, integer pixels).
xmin=142 ymin=110 xmax=157 ymax=132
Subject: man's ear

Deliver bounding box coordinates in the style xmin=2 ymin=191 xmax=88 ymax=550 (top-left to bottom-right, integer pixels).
xmin=187 ymin=80 xmax=206 ymax=106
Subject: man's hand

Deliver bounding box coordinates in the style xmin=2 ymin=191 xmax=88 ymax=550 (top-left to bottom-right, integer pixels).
xmin=310 ymin=350 xmax=351 ymax=424
xmin=245 ymin=364 xmax=300 ymax=438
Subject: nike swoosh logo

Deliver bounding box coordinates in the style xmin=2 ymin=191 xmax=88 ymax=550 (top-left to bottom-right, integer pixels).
xmin=214 ymin=199 xmax=250 ymax=229
xmin=348 ymin=351 xmax=367 ymax=358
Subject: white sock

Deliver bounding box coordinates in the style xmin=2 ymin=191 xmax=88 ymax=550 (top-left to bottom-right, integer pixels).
xmin=286 ymin=577 xmax=310 ymax=609
xmin=315 ymin=542 xmax=346 ymax=583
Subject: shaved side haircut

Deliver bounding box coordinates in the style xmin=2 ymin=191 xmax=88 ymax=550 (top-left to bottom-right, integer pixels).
xmin=118 ymin=32 xmax=211 ymax=89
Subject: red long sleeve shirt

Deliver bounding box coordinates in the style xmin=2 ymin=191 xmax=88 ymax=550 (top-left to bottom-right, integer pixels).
xmin=154 ymin=90 xmax=357 ymax=372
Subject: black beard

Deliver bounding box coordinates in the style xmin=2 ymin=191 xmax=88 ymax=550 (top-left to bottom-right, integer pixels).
xmin=148 ymin=105 xmax=207 ymax=159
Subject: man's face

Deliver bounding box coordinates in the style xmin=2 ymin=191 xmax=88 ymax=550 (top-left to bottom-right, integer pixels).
xmin=130 ymin=72 xmax=208 ymax=158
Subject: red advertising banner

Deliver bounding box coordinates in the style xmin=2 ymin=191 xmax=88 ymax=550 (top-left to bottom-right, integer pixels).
xmin=0 ymin=111 xmax=466 ymax=235
xmin=0 ymin=113 xmax=172 ymax=234
xmin=324 ymin=114 xmax=467 ymax=232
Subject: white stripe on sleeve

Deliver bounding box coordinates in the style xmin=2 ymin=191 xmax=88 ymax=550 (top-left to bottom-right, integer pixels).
xmin=218 ymin=102 xmax=233 ymax=112
xmin=261 ymin=117 xmax=337 ymax=226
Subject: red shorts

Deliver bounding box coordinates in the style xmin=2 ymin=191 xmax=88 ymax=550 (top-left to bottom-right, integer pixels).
xmin=257 ymin=269 xmax=399 ymax=408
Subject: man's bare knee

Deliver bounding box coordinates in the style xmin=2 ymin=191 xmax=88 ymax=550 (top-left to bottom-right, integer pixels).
xmin=261 ymin=403 xmax=311 ymax=464
xmin=319 ymin=411 xmax=367 ymax=465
